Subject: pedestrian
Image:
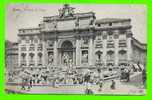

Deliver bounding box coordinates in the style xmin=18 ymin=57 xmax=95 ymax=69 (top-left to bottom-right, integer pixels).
xmin=110 ymin=80 xmax=116 ymax=90
xmin=27 ymin=78 xmax=31 ymax=91
xmin=84 ymin=80 xmax=93 ymax=95
xmin=21 ymin=78 xmax=26 ymax=90
xmin=29 ymin=75 xmax=33 ymax=88
xmin=142 ymin=68 xmax=146 ymax=88
xmin=126 ymin=69 xmax=130 ymax=82
xmin=98 ymin=79 xmax=103 ymax=91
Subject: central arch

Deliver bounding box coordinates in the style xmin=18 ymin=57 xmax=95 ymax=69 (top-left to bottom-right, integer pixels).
xmin=60 ymin=40 xmax=74 ymax=66
xmin=61 ymin=40 xmax=73 ymax=50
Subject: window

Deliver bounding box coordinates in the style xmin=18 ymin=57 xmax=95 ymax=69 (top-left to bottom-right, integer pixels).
xmin=119 ymin=34 xmax=126 ymax=40
xmin=38 ymin=53 xmax=43 ymax=62
xmin=107 ymin=43 xmax=114 ymax=48
xmin=21 ymin=53 xmax=26 ymax=61
xmin=83 ymin=38 xmax=88 ymax=45
xmin=107 ymin=31 xmax=113 ymax=40
xmin=95 ymin=51 xmax=102 ymax=62
xmin=107 ymin=50 xmax=114 ymax=61
xmin=119 ymin=50 xmax=127 ymax=60
xmin=96 ymin=34 xmax=101 ymax=40
xmin=38 ymin=44 xmax=43 ymax=51
xmin=29 ymin=53 xmax=34 ymax=61
xmin=29 ymin=44 xmax=35 ymax=51
xmin=81 ymin=50 xmax=88 ymax=64
xmin=21 ymin=46 xmax=26 ymax=51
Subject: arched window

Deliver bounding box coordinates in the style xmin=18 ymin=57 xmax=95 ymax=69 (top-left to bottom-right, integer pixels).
xmin=95 ymin=51 xmax=103 ymax=62
xmin=107 ymin=50 xmax=114 ymax=61
xmin=21 ymin=53 xmax=26 ymax=61
xmin=61 ymin=40 xmax=73 ymax=49
xmin=119 ymin=50 xmax=127 ymax=60
xmin=38 ymin=52 xmax=42 ymax=60
xmin=29 ymin=53 xmax=34 ymax=61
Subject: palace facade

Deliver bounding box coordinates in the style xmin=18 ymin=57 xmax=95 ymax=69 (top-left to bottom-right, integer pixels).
xmin=11 ymin=4 xmax=146 ymax=71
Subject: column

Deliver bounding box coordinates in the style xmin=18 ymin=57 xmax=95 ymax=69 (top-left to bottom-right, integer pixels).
xmin=58 ymin=49 xmax=62 ymax=65
xmin=102 ymin=31 xmax=107 ymax=67
xmin=73 ymin=51 xmax=75 ymax=65
xmin=35 ymin=43 xmax=38 ymax=67
xmin=76 ymin=38 xmax=80 ymax=66
xmin=26 ymin=44 xmax=29 ymax=67
xmin=115 ymin=40 xmax=119 ymax=68
xmin=89 ymin=36 xmax=93 ymax=66
xmin=53 ymin=40 xmax=58 ymax=66
xmin=127 ymin=37 xmax=132 ymax=62
xmin=18 ymin=44 xmax=21 ymax=67
xmin=114 ymin=30 xmax=119 ymax=67
xmin=26 ymin=53 xmax=29 ymax=67
xmin=126 ymin=29 xmax=133 ymax=70
xmin=42 ymin=40 xmax=46 ymax=66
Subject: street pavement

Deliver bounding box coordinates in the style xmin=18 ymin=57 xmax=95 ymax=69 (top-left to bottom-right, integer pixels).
xmin=5 ymin=72 xmax=146 ymax=95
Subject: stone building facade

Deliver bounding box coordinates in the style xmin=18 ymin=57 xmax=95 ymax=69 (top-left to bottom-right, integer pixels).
xmin=16 ymin=4 xmax=146 ymax=71
xmin=5 ymin=41 xmax=18 ymax=72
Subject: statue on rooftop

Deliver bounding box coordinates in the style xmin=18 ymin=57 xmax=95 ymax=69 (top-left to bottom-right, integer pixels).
xmin=75 ymin=16 xmax=79 ymax=27
xmin=59 ymin=4 xmax=75 ymax=18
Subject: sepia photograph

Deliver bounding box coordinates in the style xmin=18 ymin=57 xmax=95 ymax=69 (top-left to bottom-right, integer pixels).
xmin=5 ymin=4 xmax=147 ymax=95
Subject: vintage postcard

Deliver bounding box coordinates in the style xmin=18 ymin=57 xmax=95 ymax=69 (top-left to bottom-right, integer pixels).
xmin=5 ymin=4 xmax=147 ymax=95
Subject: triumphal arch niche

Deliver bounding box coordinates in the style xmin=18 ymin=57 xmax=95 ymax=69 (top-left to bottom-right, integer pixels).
xmin=42 ymin=4 xmax=95 ymax=68
xmin=58 ymin=40 xmax=75 ymax=66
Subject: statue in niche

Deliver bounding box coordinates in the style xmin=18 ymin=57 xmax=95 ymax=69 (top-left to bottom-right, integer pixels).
xmin=48 ymin=54 xmax=53 ymax=65
xmin=63 ymin=53 xmax=69 ymax=66
xmin=68 ymin=58 xmax=73 ymax=68
xmin=82 ymin=51 xmax=88 ymax=63
xmin=83 ymin=37 xmax=89 ymax=45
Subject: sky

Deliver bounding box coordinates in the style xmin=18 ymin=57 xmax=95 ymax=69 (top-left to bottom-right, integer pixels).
xmin=6 ymin=4 xmax=147 ymax=43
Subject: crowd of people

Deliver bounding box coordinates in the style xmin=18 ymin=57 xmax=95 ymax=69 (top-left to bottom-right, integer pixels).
xmin=6 ymin=65 xmax=146 ymax=94
xmin=17 ymin=67 xmax=118 ymax=94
